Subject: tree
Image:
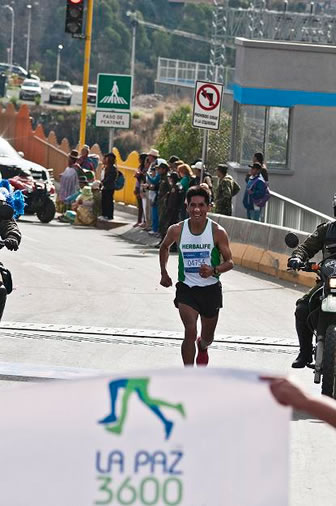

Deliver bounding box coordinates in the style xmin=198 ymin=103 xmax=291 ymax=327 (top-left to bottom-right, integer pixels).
xmin=155 ymin=104 xmax=202 ymax=163
xmin=156 ymin=104 xmax=232 ymax=171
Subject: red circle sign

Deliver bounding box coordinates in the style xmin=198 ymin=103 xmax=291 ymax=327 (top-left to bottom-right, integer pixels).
xmin=196 ymin=84 xmax=220 ymax=111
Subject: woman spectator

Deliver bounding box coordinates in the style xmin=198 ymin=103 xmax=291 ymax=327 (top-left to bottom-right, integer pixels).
xmin=99 ymin=152 xmax=117 ymax=221
xmin=245 ymin=152 xmax=269 ymax=183
xmin=177 ymin=163 xmax=194 ymax=219
xmin=57 ymin=150 xmax=80 ymax=214
xmin=134 ymin=153 xmax=147 ymax=228
xmin=146 ymin=163 xmax=160 ymax=234
xmin=243 ymin=162 xmax=269 ymax=221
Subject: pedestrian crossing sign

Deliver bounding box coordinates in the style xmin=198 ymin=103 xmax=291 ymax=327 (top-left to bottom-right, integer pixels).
xmin=96 ymin=74 xmax=132 ymax=112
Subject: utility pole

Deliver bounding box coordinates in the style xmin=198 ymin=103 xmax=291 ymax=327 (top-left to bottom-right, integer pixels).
xmin=79 ymin=0 xmax=94 ymax=147
xmin=56 ymin=44 xmax=63 ymax=81
xmin=26 ymin=4 xmax=32 ymax=71
xmin=3 ymin=5 xmax=14 ymax=73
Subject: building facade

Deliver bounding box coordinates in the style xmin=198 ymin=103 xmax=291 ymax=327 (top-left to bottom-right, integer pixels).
xmin=231 ymin=38 xmax=336 ymax=216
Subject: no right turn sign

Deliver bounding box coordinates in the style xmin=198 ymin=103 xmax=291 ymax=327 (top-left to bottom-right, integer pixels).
xmin=192 ymin=80 xmax=223 ymax=130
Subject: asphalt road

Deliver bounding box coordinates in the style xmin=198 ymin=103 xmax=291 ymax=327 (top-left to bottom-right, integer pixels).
xmin=0 ymin=212 xmax=334 ymax=505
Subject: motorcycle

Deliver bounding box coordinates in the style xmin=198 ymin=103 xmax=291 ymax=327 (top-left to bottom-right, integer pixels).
xmin=286 ymin=232 xmax=336 ymax=398
xmin=9 ymin=175 xmax=56 ymax=223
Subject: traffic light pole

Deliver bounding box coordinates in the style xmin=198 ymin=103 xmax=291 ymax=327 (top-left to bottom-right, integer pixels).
xmin=79 ymin=0 xmax=94 ymax=147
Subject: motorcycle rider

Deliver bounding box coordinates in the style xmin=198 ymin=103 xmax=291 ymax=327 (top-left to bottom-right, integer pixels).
xmin=0 ymin=199 xmax=21 ymax=320
xmin=288 ymin=195 xmax=336 ymax=368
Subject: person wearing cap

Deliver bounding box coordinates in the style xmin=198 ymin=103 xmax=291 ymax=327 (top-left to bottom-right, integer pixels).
xmin=156 ymin=159 xmax=171 ymax=240
xmin=147 ymin=148 xmax=159 ymax=168
xmin=215 ymin=164 xmax=240 ymax=216
xmin=243 ymin=162 xmax=268 ymax=221
xmin=57 ymin=150 xmax=80 ymax=214
xmin=191 ymin=161 xmax=213 ymax=197
xmin=245 ymin=152 xmax=269 ymax=183
xmin=253 ymin=152 xmax=269 ymax=182
xmin=168 ymin=155 xmax=179 ymax=171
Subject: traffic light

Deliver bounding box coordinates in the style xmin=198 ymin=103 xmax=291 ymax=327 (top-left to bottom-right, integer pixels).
xmin=65 ymin=0 xmax=84 ymax=35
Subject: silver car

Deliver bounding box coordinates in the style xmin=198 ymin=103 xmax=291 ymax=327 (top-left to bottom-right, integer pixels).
xmin=19 ymin=79 xmax=42 ymax=101
xmin=49 ymin=81 xmax=72 ymax=105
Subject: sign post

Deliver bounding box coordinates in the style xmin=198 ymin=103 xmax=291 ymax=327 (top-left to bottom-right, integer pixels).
xmin=192 ymin=80 xmax=224 ymax=182
xmin=96 ymin=73 xmax=133 ymax=146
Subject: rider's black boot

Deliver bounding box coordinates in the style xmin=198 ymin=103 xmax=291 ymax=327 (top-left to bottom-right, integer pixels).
xmin=291 ymin=350 xmax=313 ymax=368
xmin=292 ymin=301 xmax=314 ymax=368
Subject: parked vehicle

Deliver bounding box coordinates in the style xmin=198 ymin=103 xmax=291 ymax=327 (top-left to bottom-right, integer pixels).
xmin=0 ymin=63 xmax=39 ymax=81
xmin=87 ymin=84 xmax=97 ymax=104
xmin=0 ymin=137 xmax=55 ymax=222
xmin=49 ymin=81 xmax=72 ymax=105
xmin=9 ymin=176 xmax=55 ymax=223
xmin=19 ymin=79 xmax=42 ymax=101
xmin=286 ymin=232 xmax=336 ymax=398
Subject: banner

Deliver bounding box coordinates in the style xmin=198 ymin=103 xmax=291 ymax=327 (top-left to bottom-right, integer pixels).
xmin=0 ymin=368 xmax=289 ymax=505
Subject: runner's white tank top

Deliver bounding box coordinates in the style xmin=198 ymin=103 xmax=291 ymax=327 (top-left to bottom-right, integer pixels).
xmin=178 ymin=218 xmax=220 ymax=288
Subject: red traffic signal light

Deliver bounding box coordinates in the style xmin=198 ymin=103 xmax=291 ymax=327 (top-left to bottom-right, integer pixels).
xmin=65 ymin=0 xmax=84 ymax=35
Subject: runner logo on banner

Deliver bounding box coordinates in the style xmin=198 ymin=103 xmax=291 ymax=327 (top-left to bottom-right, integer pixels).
xmin=0 ymin=369 xmax=290 ymax=506
xmin=192 ymin=80 xmax=224 ymax=131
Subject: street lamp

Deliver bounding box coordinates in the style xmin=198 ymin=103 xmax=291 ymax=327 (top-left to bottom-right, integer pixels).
xmin=2 ymin=5 xmax=14 ymax=73
xmin=126 ymin=11 xmax=138 ymax=94
xmin=56 ymin=44 xmax=63 ymax=81
xmin=26 ymin=4 xmax=32 ymax=72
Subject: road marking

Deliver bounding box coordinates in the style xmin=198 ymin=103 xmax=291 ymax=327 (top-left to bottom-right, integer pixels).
xmin=80 ymin=254 xmax=124 ymax=271
xmin=22 ymin=262 xmax=64 ymax=275
xmin=0 ymin=322 xmax=298 ymax=347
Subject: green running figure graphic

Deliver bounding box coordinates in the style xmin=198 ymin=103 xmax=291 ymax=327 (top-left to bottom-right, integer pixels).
xmin=99 ymin=378 xmax=186 ymax=439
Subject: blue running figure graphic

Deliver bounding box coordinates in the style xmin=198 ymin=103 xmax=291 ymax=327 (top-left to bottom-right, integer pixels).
xmin=99 ymin=378 xmax=186 ymax=440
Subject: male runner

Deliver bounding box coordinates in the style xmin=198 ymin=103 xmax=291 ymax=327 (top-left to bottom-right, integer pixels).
xmin=159 ymin=185 xmax=233 ymax=367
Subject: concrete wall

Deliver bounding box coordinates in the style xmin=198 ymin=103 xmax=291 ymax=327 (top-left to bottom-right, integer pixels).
xmin=209 ymin=213 xmax=317 ymax=287
xmin=232 ymin=38 xmax=336 ymax=217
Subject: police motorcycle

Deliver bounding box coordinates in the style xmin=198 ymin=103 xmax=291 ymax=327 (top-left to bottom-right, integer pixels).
xmin=286 ymin=231 xmax=336 ymax=398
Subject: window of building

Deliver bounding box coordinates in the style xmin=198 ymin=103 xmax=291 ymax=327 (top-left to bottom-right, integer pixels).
xmin=237 ymin=105 xmax=290 ymax=169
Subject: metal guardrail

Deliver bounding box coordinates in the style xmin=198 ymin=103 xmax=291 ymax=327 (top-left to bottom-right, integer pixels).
xmin=264 ymin=190 xmax=333 ymax=232
xmin=156 ymin=57 xmax=235 ymax=89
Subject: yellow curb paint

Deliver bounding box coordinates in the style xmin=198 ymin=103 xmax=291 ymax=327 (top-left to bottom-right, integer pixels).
xmin=230 ymin=242 xmax=315 ymax=288
xmin=242 ymin=245 xmax=265 ymax=271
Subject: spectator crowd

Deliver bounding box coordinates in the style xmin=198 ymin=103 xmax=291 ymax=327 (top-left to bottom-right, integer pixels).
xmin=55 ymin=144 xmax=270 ymax=229
xmin=133 ymin=148 xmax=271 ymax=243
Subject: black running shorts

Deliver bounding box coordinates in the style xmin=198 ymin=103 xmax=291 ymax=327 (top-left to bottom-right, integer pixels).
xmin=174 ymin=281 xmax=223 ymax=318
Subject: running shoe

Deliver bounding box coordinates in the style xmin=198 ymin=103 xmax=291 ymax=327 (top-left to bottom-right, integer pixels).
xmin=196 ymin=337 xmax=209 ymax=366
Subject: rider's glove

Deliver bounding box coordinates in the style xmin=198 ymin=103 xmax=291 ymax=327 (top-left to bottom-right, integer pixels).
xmin=287 ymin=257 xmax=304 ymax=270
xmin=5 ymin=238 xmax=18 ymax=251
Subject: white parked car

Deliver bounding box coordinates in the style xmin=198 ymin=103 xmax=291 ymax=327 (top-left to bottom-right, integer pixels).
xmin=49 ymin=81 xmax=72 ymax=105
xmin=19 ymin=79 xmax=42 ymax=101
